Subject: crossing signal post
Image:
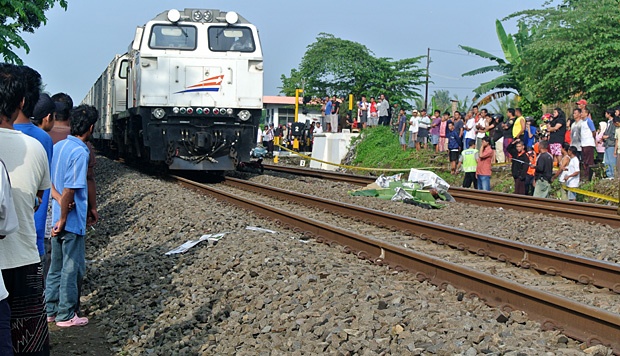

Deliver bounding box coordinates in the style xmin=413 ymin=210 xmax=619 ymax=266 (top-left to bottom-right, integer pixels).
xmin=294 ymin=88 xmax=303 ymax=123
xmin=294 ymin=88 xmax=303 ymax=151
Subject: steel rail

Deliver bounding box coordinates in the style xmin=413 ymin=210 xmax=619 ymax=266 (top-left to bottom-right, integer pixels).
xmin=224 ymin=177 xmax=620 ymax=293
xmin=172 ymin=175 xmax=620 ymax=354
xmin=262 ymin=164 xmax=620 ymax=228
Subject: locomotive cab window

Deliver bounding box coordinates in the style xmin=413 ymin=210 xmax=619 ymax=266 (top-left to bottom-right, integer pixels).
xmin=149 ymin=24 xmax=197 ymax=50
xmin=118 ymin=59 xmax=128 ymax=79
xmin=208 ymin=26 xmax=255 ymax=52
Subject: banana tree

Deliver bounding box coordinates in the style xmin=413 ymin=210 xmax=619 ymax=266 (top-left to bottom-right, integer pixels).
xmin=459 ymin=20 xmax=533 ymax=106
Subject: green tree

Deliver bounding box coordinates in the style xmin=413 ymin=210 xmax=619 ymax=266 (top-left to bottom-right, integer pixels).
xmin=454 ymin=94 xmax=473 ymax=113
xmin=279 ymin=33 xmax=425 ymax=108
xmin=507 ymin=0 xmax=620 ymax=108
xmin=431 ymin=89 xmax=451 ymax=113
xmin=459 ymin=20 xmax=533 ymax=106
xmin=0 ymin=0 xmax=68 ymax=64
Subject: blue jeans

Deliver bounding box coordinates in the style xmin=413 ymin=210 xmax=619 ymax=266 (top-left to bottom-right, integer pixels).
xmin=604 ymin=146 xmax=616 ymax=177
xmin=477 ymin=175 xmax=491 ymax=191
xmin=45 ymin=231 xmax=85 ymax=322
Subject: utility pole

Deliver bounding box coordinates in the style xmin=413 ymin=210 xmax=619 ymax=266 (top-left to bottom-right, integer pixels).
xmin=424 ymin=47 xmax=430 ymax=110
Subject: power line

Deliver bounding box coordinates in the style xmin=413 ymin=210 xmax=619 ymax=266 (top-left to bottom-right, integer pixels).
xmin=429 ymin=86 xmax=477 ymax=90
xmin=430 ymin=48 xmax=504 ymax=56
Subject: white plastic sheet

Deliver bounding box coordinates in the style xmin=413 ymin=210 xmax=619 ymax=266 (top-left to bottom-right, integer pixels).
xmin=407 ymin=169 xmax=450 ymax=192
xmin=374 ymin=173 xmax=403 ymax=188
xmin=391 ymin=187 xmax=414 ymax=201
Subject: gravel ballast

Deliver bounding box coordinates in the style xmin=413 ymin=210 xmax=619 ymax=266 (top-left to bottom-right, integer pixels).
xmin=249 ymin=170 xmax=620 ymax=264
xmin=79 ymin=157 xmax=610 ymax=355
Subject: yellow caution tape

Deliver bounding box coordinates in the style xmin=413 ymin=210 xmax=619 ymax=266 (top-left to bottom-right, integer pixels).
xmin=274 ymin=144 xmax=443 ymax=172
xmin=563 ymin=186 xmax=619 ymax=203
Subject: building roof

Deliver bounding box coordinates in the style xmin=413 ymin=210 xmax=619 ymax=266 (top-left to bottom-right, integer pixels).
xmin=263 ymin=96 xmax=302 ymax=105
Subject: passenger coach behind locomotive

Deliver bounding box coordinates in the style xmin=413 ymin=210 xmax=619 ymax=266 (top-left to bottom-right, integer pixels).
xmin=84 ymin=9 xmax=263 ymax=171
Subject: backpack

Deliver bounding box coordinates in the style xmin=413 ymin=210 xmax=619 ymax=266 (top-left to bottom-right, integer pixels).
xmin=387 ymin=106 xmax=392 ymax=117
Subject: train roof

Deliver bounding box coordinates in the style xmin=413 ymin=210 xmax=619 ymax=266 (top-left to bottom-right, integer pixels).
xmin=151 ymin=9 xmax=252 ymax=25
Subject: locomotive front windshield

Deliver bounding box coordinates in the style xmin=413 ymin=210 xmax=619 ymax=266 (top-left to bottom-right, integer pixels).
xmin=149 ymin=24 xmax=197 ymax=50
xmin=208 ymin=26 xmax=255 ymax=52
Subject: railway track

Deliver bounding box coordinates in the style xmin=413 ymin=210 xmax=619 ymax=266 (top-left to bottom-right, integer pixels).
xmin=172 ymin=174 xmax=620 ymax=354
xmin=263 ymin=164 xmax=620 ymax=228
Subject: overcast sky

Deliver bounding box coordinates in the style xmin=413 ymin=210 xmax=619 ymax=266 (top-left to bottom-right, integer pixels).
xmin=18 ymin=0 xmax=547 ymax=106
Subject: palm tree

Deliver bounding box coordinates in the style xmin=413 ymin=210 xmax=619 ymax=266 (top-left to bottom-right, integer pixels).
xmin=459 ymin=20 xmax=532 ymax=106
xmin=489 ymin=96 xmax=519 ymax=116
xmin=454 ymin=94 xmax=473 ymax=113
xmin=431 ymin=90 xmax=451 ymax=113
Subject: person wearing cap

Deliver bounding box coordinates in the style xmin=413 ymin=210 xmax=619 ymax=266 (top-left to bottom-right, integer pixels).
xmin=576 ymin=99 xmax=588 ymax=111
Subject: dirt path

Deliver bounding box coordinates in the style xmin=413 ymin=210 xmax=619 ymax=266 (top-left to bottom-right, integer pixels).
xmin=49 ymin=320 xmax=112 ymax=355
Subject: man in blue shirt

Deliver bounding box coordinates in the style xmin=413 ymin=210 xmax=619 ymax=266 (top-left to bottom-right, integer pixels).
xmin=447 ymin=121 xmax=462 ymax=174
xmin=45 ymin=105 xmax=98 ymax=328
xmin=14 ymin=89 xmax=56 ymax=259
xmin=323 ymin=97 xmax=332 ymax=117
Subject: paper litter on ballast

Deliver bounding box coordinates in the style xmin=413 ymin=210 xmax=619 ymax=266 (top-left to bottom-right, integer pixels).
xmin=164 ymin=233 xmax=227 ymax=255
xmin=246 ymin=226 xmax=276 ymax=234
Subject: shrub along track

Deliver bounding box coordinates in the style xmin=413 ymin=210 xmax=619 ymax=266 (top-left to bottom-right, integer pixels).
xmin=172 ymin=174 xmax=620 ymax=354
xmin=262 ymin=164 xmax=620 ymax=228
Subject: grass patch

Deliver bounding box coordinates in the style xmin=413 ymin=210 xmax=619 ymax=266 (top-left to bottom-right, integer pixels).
xmin=346 ymin=128 xmax=620 ymax=200
xmin=348 ymin=126 xmax=516 ymax=191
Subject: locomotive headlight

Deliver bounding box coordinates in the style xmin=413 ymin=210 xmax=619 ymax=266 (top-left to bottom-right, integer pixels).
xmin=152 ymin=108 xmax=166 ymax=119
xmin=187 ymin=107 xmax=194 ymax=114
xmin=225 ymin=11 xmax=239 ymax=25
xmin=237 ymin=110 xmax=251 ymax=121
xmin=204 ymin=108 xmax=210 ymax=114
xmin=192 ymin=10 xmax=203 ymax=21
xmin=213 ymin=108 xmax=219 ymax=115
xmin=180 ymin=107 xmax=187 ymax=114
xmin=219 ymin=108 xmax=226 ymax=115
xmin=226 ymin=108 xmax=233 ymax=115
xmin=196 ymin=108 xmax=203 ymax=114
xmin=172 ymin=107 xmax=180 ymax=114
xmin=167 ymin=9 xmax=181 ymax=23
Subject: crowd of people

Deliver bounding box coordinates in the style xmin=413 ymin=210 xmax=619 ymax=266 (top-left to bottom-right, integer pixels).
xmin=0 ymin=63 xmax=98 ymax=355
xmin=395 ymin=102 xmax=620 ymax=198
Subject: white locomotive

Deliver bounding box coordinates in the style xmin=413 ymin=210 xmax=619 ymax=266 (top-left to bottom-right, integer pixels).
xmin=83 ymin=9 xmax=263 ymax=171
